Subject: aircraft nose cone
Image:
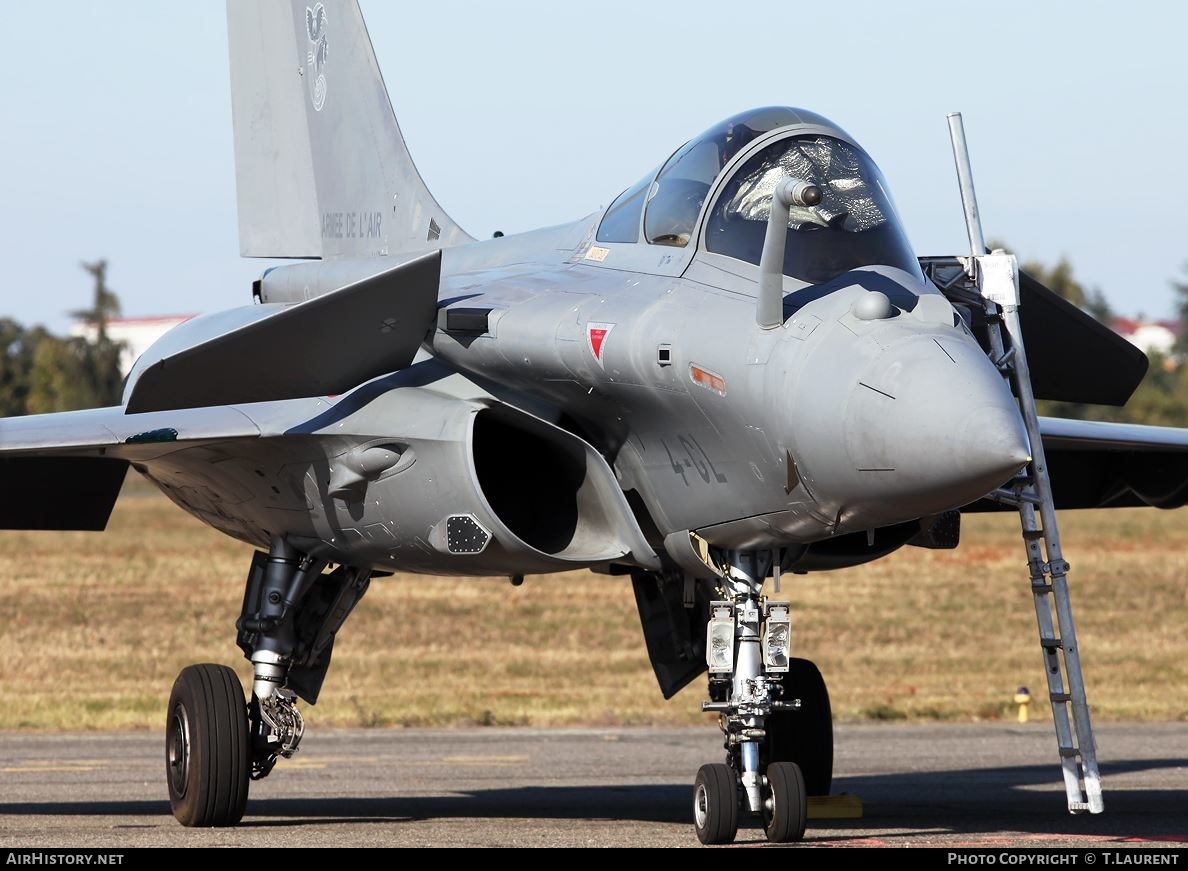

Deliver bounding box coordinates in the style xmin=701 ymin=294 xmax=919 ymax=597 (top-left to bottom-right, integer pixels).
xmin=840 ymin=334 xmax=1030 ymax=520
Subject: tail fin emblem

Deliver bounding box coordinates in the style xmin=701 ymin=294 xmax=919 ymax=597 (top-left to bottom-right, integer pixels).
xmin=305 ymin=4 xmax=329 ymax=111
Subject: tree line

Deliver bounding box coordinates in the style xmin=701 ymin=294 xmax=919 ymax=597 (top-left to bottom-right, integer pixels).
xmin=0 ymin=260 xmax=124 ymax=415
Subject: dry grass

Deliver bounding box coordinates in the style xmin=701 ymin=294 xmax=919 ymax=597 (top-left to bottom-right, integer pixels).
xmin=0 ymin=478 xmax=1185 ymax=731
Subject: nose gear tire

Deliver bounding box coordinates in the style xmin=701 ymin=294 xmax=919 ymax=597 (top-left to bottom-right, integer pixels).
xmin=692 ymin=763 xmax=739 ymax=845
xmin=763 ymin=761 xmax=807 ymax=843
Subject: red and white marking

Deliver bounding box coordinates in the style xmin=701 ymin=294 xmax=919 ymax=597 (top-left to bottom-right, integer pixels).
xmin=587 ymin=322 xmax=615 ymax=367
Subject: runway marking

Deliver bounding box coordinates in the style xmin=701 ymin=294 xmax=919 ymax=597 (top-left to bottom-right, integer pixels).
xmin=2 ymin=758 xmax=112 ymax=772
xmin=280 ymin=755 xmax=384 ymax=770
xmin=0 ymin=750 xmax=532 ymax=769
xmin=440 ymin=755 xmax=529 ymax=766
xmin=1 ymin=758 xmax=111 ymax=765
xmin=283 ymin=756 xmax=380 ymax=768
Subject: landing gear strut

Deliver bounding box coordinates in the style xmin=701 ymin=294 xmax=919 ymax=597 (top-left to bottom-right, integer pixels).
xmin=165 ymin=537 xmax=371 ymax=826
xmin=692 ymin=549 xmax=830 ymax=844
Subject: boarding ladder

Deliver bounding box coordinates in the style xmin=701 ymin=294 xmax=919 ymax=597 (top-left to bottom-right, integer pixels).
xmin=919 ymin=114 xmax=1104 ymax=815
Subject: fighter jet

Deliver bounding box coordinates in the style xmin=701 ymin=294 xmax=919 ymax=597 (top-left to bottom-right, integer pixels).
xmin=2 ymin=0 xmax=1184 ymax=845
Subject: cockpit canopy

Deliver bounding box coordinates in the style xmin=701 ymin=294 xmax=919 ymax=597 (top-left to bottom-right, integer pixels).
xmin=595 ymin=107 xmax=920 ymax=285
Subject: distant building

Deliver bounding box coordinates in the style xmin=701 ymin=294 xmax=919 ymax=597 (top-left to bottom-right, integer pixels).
xmin=1109 ymin=316 xmax=1180 ymax=358
xmin=70 ymin=314 xmax=194 ymax=377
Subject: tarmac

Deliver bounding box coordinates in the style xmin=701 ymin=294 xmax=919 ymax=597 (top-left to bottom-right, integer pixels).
xmin=0 ymin=723 xmax=1185 ymax=848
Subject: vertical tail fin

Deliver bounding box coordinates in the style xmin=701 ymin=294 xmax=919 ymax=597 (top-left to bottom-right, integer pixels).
xmin=227 ymin=1 xmax=470 ymax=259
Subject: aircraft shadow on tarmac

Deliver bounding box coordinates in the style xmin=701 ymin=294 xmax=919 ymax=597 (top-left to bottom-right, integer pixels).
xmin=1 ymin=758 xmax=1185 ymax=839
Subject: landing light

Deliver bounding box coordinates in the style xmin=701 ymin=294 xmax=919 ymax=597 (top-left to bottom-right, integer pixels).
xmin=707 ymin=604 xmax=734 ymax=674
xmin=763 ymin=604 xmax=791 ymax=672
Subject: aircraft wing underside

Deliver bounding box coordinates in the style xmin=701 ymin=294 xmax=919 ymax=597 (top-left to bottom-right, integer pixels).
xmin=0 ymin=404 xmax=262 ymax=531
xmin=964 ymin=416 xmax=1188 ymax=512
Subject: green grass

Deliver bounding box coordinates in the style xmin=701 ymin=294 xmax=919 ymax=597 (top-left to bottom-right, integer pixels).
xmin=0 ymin=478 xmax=1185 ymax=730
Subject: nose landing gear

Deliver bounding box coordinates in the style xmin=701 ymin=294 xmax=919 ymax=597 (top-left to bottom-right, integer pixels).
xmin=691 ymin=549 xmax=831 ymax=845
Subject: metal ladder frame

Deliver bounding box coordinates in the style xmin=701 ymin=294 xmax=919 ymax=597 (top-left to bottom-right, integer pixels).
xmin=918 ymin=114 xmax=1104 ymax=815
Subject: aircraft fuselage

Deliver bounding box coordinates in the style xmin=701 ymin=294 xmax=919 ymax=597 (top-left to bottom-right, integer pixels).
xmin=131 ymin=214 xmax=1027 ymax=578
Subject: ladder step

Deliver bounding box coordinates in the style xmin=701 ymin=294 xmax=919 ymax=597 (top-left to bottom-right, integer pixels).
xmin=1050 ymin=692 xmax=1071 ymax=703
xmin=1058 ymin=746 xmax=1080 ymax=758
xmin=1039 ymin=637 xmax=1063 ymax=650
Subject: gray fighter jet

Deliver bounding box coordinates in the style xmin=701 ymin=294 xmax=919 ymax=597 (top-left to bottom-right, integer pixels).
xmin=2 ymin=0 xmax=1184 ymax=844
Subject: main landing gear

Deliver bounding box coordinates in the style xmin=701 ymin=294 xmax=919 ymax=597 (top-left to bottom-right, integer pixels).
xmin=166 ymin=664 xmax=250 ymax=826
xmin=165 ymin=537 xmax=371 ymax=826
xmin=693 ymin=550 xmax=833 ymax=845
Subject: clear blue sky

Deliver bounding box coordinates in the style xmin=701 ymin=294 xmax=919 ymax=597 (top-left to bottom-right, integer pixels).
xmin=3 ymin=1 xmax=1186 ymax=332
